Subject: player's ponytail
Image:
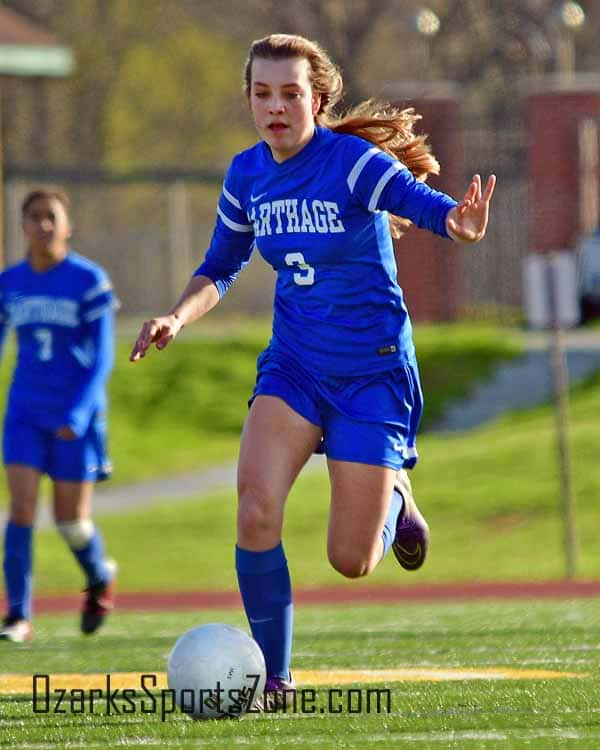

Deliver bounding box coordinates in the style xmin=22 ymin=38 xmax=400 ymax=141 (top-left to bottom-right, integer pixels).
xmin=325 ymin=102 xmax=440 ymax=237
xmin=245 ymin=34 xmax=441 ymax=238
xmin=326 ymin=102 xmax=439 ymax=180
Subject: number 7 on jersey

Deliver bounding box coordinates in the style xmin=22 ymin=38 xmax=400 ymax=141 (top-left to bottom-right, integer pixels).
xmin=33 ymin=328 xmax=53 ymax=361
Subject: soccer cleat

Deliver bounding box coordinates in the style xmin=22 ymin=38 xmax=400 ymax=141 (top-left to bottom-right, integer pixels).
xmin=252 ymin=673 xmax=296 ymax=713
xmin=391 ymin=469 xmax=429 ymax=571
xmin=0 ymin=616 xmax=34 ymax=643
xmin=80 ymin=559 xmax=117 ymax=635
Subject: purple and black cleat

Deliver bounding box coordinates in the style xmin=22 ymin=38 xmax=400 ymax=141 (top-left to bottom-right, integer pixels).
xmin=391 ymin=469 xmax=430 ymax=571
xmin=252 ymin=673 xmax=297 ymax=713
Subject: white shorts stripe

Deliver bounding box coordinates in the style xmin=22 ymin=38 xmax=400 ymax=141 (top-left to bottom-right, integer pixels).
xmin=368 ymin=162 xmax=404 ymax=212
xmin=346 ymin=148 xmax=379 ymax=193
xmin=217 ymin=207 xmax=253 ymax=233
xmin=222 ymin=185 xmax=242 ymax=210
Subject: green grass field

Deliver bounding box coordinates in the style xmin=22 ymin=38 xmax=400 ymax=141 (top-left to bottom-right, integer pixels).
xmin=2 ymin=320 xmax=600 ymax=747
xmin=1 ymin=600 xmax=599 ymax=748
xmin=31 ymin=361 xmax=600 ymax=594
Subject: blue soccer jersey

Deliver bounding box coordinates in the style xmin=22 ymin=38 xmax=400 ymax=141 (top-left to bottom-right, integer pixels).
xmin=0 ymin=252 xmax=116 ymax=437
xmin=195 ymin=126 xmax=457 ymax=376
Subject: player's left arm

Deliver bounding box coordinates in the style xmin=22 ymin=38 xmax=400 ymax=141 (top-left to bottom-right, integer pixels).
xmin=349 ymin=144 xmax=495 ymax=242
xmin=444 ymin=174 xmax=496 ymax=243
xmin=58 ymin=276 xmax=116 ymax=440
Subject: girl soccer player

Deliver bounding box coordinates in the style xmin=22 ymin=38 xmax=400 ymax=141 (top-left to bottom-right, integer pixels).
xmin=130 ymin=34 xmax=495 ymax=706
xmin=0 ymin=190 xmax=117 ymax=642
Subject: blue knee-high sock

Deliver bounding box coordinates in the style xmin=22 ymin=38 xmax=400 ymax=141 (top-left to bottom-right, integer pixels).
xmin=380 ymin=489 xmax=404 ymax=559
xmin=68 ymin=528 xmax=110 ymax=587
xmin=3 ymin=521 xmax=33 ymax=620
xmin=236 ymin=543 xmax=293 ymax=680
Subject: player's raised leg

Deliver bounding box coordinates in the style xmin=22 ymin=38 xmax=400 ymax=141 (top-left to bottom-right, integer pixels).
xmin=236 ymin=394 xmax=321 ymax=704
xmin=323 ymin=361 xmax=429 ymax=575
xmin=0 ymin=465 xmax=39 ymax=643
xmin=327 ymin=461 xmax=429 ymax=576
xmin=327 ymin=460 xmax=398 ymax=577
xmin=53 ymin=481 xmax=116 ymax=634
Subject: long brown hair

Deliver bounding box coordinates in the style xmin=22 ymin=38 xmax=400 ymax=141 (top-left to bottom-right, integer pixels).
xmin=244 ymin=34 xmax=440 ymax=237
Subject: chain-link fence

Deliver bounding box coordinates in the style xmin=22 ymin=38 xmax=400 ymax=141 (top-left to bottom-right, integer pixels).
xmin=4 ymin=170 xmax=278 ymax=317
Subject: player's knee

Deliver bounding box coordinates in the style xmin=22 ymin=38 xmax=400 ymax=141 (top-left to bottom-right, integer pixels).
xmin=10 ymin=506 xmax=36 ymax=526
xmin=8 ymin=490 xmax=37 ymax=526
xmin=56 ymin=519 xmax=94 ymax=550
xmin=237 ymin=485 xmax=280 ymax=541
xmin=327 ymin=547 xmax=374 ymax=579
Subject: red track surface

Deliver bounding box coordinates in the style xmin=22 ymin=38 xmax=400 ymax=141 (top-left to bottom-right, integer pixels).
xmin=5 ymin=580 xmax=600 ymax=614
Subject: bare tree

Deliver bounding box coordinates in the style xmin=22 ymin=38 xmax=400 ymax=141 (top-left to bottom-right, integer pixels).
xmin=181 ymin=0 xmax=400 ymax=103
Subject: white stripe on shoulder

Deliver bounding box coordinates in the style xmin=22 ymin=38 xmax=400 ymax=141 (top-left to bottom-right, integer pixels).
xmin=83 ymin=279 xmax=112 ymax=302
xmin=222 ymin=185 xmax=242 ymax=210
xmin=83 ymin=301 xmax=115 ymax=322
xmin=346 ymin=147 xmax=379 ymax=193
xmin=217 ymin=207 xmax=253 ymax=233
xmin=368 ymin=162 xmax=404 ymax=212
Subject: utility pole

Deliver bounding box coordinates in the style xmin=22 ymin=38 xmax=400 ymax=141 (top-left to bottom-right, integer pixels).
xmin=547 ymin=255 xmax=578 ymax=579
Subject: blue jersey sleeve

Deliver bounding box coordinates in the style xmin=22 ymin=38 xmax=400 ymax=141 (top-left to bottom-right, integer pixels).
xmin=194 ymin=160 xmax=255 ymax=296
xmin=64 ymin=273 xmax=116 ymax=436
xmin=346 ymin=142 xmax=457 ymax=238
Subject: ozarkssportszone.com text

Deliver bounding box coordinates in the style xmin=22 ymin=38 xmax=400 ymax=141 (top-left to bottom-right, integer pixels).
xmin=31 ymin=674 xmax=392 ymax=719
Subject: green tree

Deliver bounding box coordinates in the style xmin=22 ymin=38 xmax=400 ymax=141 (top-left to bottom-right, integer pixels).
xmin=105 ymin=27 xmax=252 ymax=169
xmin=3 ymin=0 xmax=600 ymax=168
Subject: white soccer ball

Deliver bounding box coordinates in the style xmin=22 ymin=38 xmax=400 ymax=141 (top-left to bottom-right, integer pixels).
xmin=166 ymin=623 xmax=266 ymax=719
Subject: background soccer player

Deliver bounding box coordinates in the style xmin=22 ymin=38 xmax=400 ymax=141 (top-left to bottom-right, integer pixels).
xmin=130 ymin=34 xmax=495 ymax=707
xmin=0 ymin=189 xmax=118 ymax=642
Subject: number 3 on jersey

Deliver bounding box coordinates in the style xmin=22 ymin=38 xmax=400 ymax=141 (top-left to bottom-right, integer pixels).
xmin=34 ymin=328 xmax=53 ymax=361
xmin=285 ymin=252 xmax=315 ymax=286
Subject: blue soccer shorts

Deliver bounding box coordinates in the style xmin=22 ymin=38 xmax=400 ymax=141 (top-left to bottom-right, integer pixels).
xmin=3 ymin=411 xmax=112 ymax=483
xmin=251 ymin=348 xmax=424 ymax=471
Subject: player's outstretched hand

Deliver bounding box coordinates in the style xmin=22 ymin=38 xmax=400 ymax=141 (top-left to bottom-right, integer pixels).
xmin=445 ymin=174 xmax=496 ymax=243
xmin=130 ymin=314 xmax=183 ymax=362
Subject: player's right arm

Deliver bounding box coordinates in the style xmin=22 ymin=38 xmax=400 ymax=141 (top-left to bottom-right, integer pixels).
xmin=130 ymin=159 xmax=255 ymax=362
xmin=129 ymin=274 xmax=219 ymax=361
